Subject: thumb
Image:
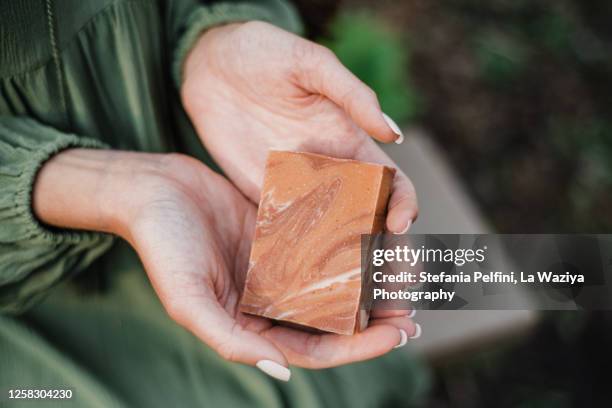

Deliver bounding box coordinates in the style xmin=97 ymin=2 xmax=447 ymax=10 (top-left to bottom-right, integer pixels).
xmin=294 ymin=42 xmax=403 ymax=144
xmin=167 ymin=294 xmax=291 ymax=381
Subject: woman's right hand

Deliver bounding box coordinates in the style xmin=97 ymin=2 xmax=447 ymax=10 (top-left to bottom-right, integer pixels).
xmin=33 ymin=149 xmax=417 ymax=380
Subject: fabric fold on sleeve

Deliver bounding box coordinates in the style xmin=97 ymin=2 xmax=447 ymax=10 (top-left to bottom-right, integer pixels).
xmin=0 ymin=116 xmax=115 ymax=313
xmin=171 ymin=0 xmax=303 ymax=87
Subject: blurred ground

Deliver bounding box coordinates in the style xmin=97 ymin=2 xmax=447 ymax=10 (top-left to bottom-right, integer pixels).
xmin=381 ymin=129 xmax=537 ymax=367
xmin=321 ymin=1 xmax=612 ymax=407
xmin=330 ymin=0 xmax=612 ymax=234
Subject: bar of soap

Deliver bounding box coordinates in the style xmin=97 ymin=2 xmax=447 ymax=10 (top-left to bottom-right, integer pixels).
xmin=239 ymin=151 xmax=395 ymax=335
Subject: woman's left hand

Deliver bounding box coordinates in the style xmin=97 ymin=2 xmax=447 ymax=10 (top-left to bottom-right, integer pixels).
xmin=181 ymin=21 xmax=418 ymax=234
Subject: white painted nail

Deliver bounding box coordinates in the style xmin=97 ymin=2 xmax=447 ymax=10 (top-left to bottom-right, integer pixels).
xmin=393 ymin=219 xmax=412 ymax=235
xmin=383 ymin=113 xmax=404 ymax=144
xmin=410 ymin=323 xmax=422 ymax=339
xmin=408 ymin=308 xmax=416 ymax=318
xmin=256 ymin=360 xmax=291 ymax=382
xmin=394 ymin=329 xmax=408 ymax=349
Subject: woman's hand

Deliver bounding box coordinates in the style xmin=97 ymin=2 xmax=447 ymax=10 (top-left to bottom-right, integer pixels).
xmin=181 ymin=21 xmax=418 ymax=234
xmin=33 ymin=150 xmax=418 ymax=381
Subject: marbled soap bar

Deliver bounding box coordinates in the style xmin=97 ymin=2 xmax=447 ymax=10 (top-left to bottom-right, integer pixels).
xmin=239 ymin=151 xmax=395 ymax=335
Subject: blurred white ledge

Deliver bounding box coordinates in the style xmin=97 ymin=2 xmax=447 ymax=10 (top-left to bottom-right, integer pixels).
xmin=381 ymin=128 xmax=538 ymax=358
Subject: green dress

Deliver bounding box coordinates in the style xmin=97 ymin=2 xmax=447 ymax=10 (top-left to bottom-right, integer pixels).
xmin=0 ymin=1 xmax=428 ymax=406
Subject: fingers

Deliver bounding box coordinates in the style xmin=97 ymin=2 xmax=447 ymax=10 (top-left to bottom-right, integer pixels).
xmin=294 ymin=42 xmax=401 ymax=144
xmin=386 ymin=173 xmax=418 ymax=234
xmin=368 ymin=315 xmax=417 ymax=335
xmin=167 ymin=293 xmax=291 ymax=380
xmin=354 ymin=139 xmax=418 ymax=233
xmin=370 ymin=309 xmax=412 ymax=319
xmin=369 ymin=316 xmax=421 ymax=347
xmin=263 ymin=324 xmax=402 ymax=369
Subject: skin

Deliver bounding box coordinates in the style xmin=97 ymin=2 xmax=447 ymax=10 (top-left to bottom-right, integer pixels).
xmin=32 ymin=22 xmax=418 ymax=372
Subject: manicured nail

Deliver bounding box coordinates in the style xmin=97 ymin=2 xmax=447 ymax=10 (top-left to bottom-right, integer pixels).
xmin=394 ymin=329 xmax=408 ymax=349
xmin=410 ymin=323 xmax=422 ymax=339
xmin=393 ymin=219 xmax=412 ymax=235
xmin=256 ymin=360 xmax=291 ymax=382
xmin=408 ymin=308 xmax=416 ymax=318
xmin=383 ymin=113 xmax=404 ymax=144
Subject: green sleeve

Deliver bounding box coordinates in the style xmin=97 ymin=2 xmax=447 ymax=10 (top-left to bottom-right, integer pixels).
xmin=168 ymin=0 xmax=303 ymax=87
xmin=0 ymin=117 xmax=115 ymax=314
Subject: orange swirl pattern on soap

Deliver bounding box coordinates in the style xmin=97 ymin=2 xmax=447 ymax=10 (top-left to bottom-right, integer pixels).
xmin=239 ymin=151 xmax=392 ymax=335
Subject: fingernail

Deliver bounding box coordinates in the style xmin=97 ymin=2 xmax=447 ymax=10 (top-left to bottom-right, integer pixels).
xmin=410 ymin=323 xmax=422 ymax=339
xmin=393 ymin=219 xmax=412 ymax=235
xmin=256 ymin=360 xmax=291 ymax=382
xmin=383 ymin=113 xmax=404 ymax=144
xmin=394 ymin=329 xmax=408 ymax=349
xmin=408 ymin=308 xmax=416 ymax=318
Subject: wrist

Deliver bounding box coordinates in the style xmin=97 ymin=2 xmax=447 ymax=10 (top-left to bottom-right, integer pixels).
xmin=32 ymin=149 xmax=177 ymax=239
xmin=96 ymin=151 xmax=176 ymax=239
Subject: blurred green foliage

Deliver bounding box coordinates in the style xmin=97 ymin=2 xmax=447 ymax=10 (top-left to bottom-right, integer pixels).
xmin=551 ymin=118 xmax=612 ymax=229
xmin=473 ymin=30 xmax=528 ymax=85
xmin=411 ymin=0 xmax=612 ymax=232
xmin=322 ymin=12 xmax=420 ymax=123
xmin=534 ymin=11 xmax=575 ymax=54
xmin=327 ymin=2 xmax=612 ymax=407
xmin=324 ymin=3 xmax=612 ymax=233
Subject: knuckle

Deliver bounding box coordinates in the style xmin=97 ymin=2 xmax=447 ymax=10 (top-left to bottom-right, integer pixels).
xmin=293 ymin=40 xmax=317 ymax=65
xmin=364 ymin=87 xmax=378 ymax=103
xmin=293 ymin=40 xmax=333 ymax=68
xmin=216 ymin=323 xmax=242 ymax=362
xmin=216 ymin=341 xmax=238 ymax=362
xmin=337 ymin=86 xmax=361 ymax=110
xmin=389 ymin=193 xmax=413 ymax=210
xmin=317 ymin=44 xmax=337 ymax=61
